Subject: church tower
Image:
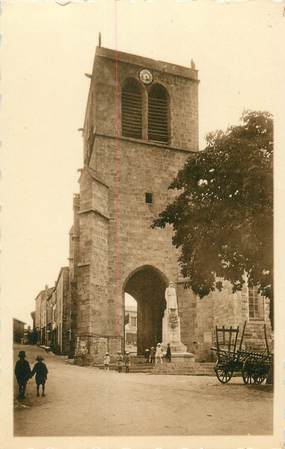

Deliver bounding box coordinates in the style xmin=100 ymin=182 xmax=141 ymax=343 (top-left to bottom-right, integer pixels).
xmin=71 ymin=46 xmax=199 ymax=360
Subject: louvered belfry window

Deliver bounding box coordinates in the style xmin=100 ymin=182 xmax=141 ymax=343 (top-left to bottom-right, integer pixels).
xmin=121 ymin=78 xmax=142 ymax=139
xmin=148 ymin=84 xmax=169 ymax=143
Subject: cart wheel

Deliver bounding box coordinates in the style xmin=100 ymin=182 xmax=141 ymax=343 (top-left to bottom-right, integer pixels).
xmin=242 ymin=366 xmax=255 ymax=384
xmin=214 ymin=361 xmax=233 ymax=384
xmin=253 ymin=373 xmax=266 ymax=385
xmin=242 ymin=361 xmax=267 ymax=385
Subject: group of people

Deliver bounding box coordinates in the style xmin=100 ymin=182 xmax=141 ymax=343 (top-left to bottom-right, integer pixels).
xmin=103 ymin=344 xmax=172 ymax=372
xmin=103 ymin=351 xmax=131 ymax=373
xmin=145 ymin=343 xmax=171 ymax=364
xmin=14 ymin=350 xmax=48 ymax=400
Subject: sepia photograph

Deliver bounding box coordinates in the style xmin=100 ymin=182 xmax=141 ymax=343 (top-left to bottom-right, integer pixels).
xmin=1 ymin=1 xmax=284 ymax=448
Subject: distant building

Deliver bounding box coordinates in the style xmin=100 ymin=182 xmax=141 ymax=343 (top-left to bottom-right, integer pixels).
xmin=33 ymin=267 xmax=70 ymax=354
xmin=30 ymin=311 xmax=36 ymax=330
xmin=13 ymin=318 xmax=26 ymax=343
xmin=125 ymin=305 xmax=137 ymax=354
xmin=35 ymin=286 xmax=54 ymax=346
xmin=53 ymin=267 xmax=71 ymax=354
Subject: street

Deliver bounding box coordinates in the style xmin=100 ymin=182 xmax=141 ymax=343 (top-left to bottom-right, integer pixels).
xmin=14 ymin=344 xmax=273 ymax=436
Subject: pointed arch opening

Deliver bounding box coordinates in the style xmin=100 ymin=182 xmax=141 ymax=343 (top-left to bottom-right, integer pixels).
xmin=123 ymin=265 xmax=168 ymax=354
xmin=148 ymin=83 xmax=169 ymax=143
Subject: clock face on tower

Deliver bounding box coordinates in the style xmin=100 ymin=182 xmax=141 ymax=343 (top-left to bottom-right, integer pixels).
xmin=139 ymin=68 xmax=153 ymax=85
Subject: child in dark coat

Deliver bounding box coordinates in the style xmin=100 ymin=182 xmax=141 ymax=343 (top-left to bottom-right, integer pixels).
xmin=165 ymin=343 xmax=172 ymax=362
xmin=31 ymin=356 xmax=48 ymax=397
xmin=116 ymin=351 xmax=124 ymax=373
xmin=14 ymin=351 xmax=32 ymax=400
xmin=124 ymin=352 xmax=131 ymax=373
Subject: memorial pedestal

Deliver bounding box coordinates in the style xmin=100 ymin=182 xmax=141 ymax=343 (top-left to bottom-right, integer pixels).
xmin=162 ymin=309 xmax=195 ymax=363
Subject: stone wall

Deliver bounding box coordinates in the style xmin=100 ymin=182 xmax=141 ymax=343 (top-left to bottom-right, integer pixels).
xmin=175 ymin=279 xmax=273 ymax=362
xmin=189 ymin=281 xmax=273 ymax=361
xmin=79 ymin=135 xmax=195 ymax=361
xmin=54 ymin=267 xmax=70 ymax=354
xmin=61 ymin=268 xmax=71 ymax=353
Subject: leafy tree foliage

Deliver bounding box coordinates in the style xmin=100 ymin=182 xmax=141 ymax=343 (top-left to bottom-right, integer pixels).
xmin=153 ymin=111 xmax=273 ymax=322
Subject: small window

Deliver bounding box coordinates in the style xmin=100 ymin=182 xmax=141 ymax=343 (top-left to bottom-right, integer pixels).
xmin=130 ymin=316 xmax=137 ymax=327
xmin=145 ymin=192 xmax=153 ymax=204
xmin=248 ymin=286 xmax=264 ymax=320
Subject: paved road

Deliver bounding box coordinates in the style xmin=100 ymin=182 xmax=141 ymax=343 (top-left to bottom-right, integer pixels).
xmin=13 ymin=344 xmax=273 ymax=436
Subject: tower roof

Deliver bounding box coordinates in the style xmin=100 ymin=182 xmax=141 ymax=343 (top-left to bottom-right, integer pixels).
xmin=94 ymin=47 xmax=198 ymax=81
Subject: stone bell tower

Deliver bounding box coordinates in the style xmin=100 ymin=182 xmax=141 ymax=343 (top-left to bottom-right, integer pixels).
xmin=71 ymin=46 xmax=199 ymax=361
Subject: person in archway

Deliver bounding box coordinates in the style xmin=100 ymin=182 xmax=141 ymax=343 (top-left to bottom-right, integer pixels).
xmin=14 ymin=351 xmax=32 ymax=400
xmin=165 ymin=343 xmax=172 ymax=362
xmin=144 ymin=348 xmax=150 ymax=363
xmin=155 ymin=343 xmax=164 ymax=364
xmin=150 ymin=347 xmax=155 ymax=364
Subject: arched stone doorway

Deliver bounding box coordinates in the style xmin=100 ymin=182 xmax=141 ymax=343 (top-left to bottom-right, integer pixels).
xmin=123 ymin=266 xmax=168 ymax=354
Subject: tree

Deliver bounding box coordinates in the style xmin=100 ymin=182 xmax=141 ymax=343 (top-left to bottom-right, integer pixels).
xmin=153 ymin=111 xmax=273 ymax=327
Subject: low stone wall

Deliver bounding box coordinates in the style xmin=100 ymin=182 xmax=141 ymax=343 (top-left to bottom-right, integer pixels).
xmin=74 ymin=334 xmax=122 ymax=364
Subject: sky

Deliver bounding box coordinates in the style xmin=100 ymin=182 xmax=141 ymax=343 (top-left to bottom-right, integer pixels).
xmin=2 ymin=0 xmax=285 ymax=326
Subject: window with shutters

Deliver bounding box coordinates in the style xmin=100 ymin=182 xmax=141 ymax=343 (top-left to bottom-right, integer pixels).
xmin=121 ymin=78 xmax=143 ymax=139
xmin=148 ymin=84 xmax=169 ymax=143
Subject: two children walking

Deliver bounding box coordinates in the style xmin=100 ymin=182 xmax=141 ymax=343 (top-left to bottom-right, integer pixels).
xmin=117 ymin=351 xmax=131 ymax=373
xmin=14 ymin=351 xmax=48 ymax=400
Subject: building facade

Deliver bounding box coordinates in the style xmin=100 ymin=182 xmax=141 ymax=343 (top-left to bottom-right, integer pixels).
xmin=68 ymin=46 xmax=272 ymax=362
xmin=53 ymin=267 xmax=71 ymax=354
xmin=35 ymin=288 xmax=49 ymax=346
xmin=34 ymin=267 xmax=71 ymax=354
xmin=124 ymin=305 xmax=137 ymax=354
xmin=32 ymin=46 xmax=272 ymax=363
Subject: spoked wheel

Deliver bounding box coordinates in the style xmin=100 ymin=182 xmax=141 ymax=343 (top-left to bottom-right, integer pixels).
xmin=242 ymin=364 xmax=255 ymax=384
xmin=242 ymin=361 xmax=267 ymax=385
xmin=214 ymin=361 xmax=233 ymax=384
xmin=252 ymin=373 xmax=267 ymax=385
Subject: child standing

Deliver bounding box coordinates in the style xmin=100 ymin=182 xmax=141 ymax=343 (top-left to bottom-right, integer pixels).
xmin=150 ymin=346 xmax=155 ymax=364
xmin=155 ymin=343 xmax=164 ymax=365
xmin=103 ymin=352 xmax=111 ymax=371
xmin=124 ymin=352 xmax=131 ymax=373
xmin=116 ymin=351 xmax=123 ymax=373
xmin=165 ymin=343 xmax=172 ymax=362
xmin=31 ymin=355 xmax=48 ymax=397
xmin=14 ymin=350 xmax=32 ymax=400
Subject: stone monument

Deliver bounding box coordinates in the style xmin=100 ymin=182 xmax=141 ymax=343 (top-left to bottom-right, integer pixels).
xmin=162 ymin=282 xmax=194 ymax=362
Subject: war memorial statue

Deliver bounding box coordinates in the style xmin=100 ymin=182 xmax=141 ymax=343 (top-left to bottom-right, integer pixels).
xmin=162 ymin=282 xmax=194 ymax=362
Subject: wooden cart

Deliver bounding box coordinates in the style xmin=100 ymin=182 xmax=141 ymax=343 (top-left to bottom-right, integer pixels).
xmin=211 ymin=322 xmax=272 ymax=384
